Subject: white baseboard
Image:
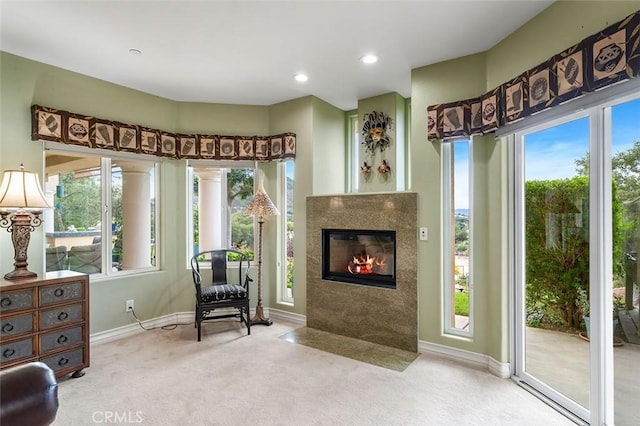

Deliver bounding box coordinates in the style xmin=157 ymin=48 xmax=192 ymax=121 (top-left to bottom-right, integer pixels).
xmin=268 ymin=307 xmax=307 ymax=325
xmin=91 ymin=310 xmax=509 ymax=379
xmin=89 ymin=307 xmax=304 ymax=345
xmin=90 ymin=311 xmax=194 ymax=345
xmin=418 ymin=340 xmax=511 ymax=379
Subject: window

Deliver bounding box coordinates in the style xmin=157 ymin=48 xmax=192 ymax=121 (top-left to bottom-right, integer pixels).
xmin=348 ymin=112 xmax=359 ymax=192
xmin=188 ymin=164 xmax=254 ymax=259
xmin=279 ymin=161 xmax=294 ymax=302
xmin=44 ymin=148 xmax=159 ymax=276
xmin=442 ymin=139 xmax=472 ymax=335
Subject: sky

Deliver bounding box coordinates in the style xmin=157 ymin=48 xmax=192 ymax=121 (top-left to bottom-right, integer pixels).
xmin=450 ymin=97 xmax=640 ymax=209
xmin=525 ymin=97 xmax=640 ymax=181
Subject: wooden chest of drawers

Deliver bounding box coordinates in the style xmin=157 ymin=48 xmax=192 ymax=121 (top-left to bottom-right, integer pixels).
xmin=0 ymin=270 xmax=89 ymax=378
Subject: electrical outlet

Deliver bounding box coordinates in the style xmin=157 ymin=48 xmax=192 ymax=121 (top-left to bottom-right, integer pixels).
xmin=419 ymin=227 xmax=428 ymax=241
xmin=126 ymin=299 xmax=134 ymax=312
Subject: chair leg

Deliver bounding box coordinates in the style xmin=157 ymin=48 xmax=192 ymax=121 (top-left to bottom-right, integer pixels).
xmin=196 ymin=305 xmax=202 ymax=341
xmin=246 ymin=304 xmax=251 ymax=335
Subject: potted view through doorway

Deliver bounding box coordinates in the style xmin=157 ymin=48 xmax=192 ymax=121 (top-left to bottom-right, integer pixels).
xmin=577 ymin=288 xmax=620 ymax=341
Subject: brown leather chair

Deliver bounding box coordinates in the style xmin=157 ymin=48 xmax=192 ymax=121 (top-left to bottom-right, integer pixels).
xmin=0 ymin=362 xmax=59 ymax=426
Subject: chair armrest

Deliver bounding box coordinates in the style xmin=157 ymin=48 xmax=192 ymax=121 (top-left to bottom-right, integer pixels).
xmin=0 ymin=362 xmax=59 ymax=426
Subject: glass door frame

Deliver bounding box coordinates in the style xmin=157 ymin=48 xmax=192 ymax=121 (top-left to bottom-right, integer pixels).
xmin=507 ymin=80 xmax=640 ymax=425
xmin=511 ymin=109 xmax=594 ymax=423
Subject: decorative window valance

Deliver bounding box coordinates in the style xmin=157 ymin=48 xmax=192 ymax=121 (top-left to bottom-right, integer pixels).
xmin=31 ymin=105 xmax=295 ymax=161
xmin=427 ymin=10 xmax=640 ymax=141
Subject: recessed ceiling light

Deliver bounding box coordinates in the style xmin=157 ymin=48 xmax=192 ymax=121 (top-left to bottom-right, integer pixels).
xmin=360 ymin=54 xmax=379 ymax=64
xmin=294 ymin=73 xmax=308 ymax=82
xmin=129 ymin=48 xmax=143 ymax=56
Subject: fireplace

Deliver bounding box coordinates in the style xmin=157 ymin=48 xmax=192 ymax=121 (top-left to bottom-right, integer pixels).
xmin=322 ymin=228 xmax=396 ymax=289
xmin=308 ymin=193 xmax=417 ymax=352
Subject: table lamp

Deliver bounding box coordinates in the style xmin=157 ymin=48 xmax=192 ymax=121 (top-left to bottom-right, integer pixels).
xmin=0 ymin=164 xmax=52 ymax=280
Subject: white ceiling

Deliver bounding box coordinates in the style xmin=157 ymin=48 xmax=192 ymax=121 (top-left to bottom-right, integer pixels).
xmin=0 ymin=0 xmax=554 ymax=111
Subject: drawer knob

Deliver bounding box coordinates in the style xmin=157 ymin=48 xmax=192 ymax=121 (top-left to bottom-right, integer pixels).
xmin=54 ymin=288 xmax=65 ymax=297
xmin=2 ymin=348 xmax=16 ymax=358
xmin=58 ymin=357 xmax=69 ymax=366
xmin=57 ymin=334 xmax=68 ymax=344
xmin=0 ymin=297 xmax=11 ymax=307
xmin=2 ymin=323 xmax=14 ymax=332
xmin=57 ymin=311 xmax=69 ymax=321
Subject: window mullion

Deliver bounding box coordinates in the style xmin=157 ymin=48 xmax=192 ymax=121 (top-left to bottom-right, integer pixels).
xmin=102 ymin=157 xmax=112 ymax=275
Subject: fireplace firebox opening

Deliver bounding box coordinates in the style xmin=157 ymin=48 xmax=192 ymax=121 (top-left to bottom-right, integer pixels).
xmin=322 ymin=228 xmax=396 ymax=289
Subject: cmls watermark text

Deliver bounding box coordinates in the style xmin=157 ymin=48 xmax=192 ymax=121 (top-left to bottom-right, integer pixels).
xmin=92 ymin=411 xmax=144 ymax=424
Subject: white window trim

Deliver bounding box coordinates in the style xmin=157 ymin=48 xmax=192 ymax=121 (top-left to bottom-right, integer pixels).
xmin=442 ymin=138 xmax=473 ymax=337
xmin=278 ymin=161 xmax=294 ymax=304
xmin=347 ymin=113 xmax=359 ymax=193
xmin=186 ymin=161 xmax=256 ymax=267
xmin=44 ymin=142 xmax=161 ymax=279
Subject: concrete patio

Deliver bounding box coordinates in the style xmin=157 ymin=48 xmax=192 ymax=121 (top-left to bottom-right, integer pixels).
xmin=526 ymin=309 xmax=639 ymax=425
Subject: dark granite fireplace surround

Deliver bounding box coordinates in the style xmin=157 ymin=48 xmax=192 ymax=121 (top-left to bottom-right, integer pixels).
xmin=307 ymin=193 xmax=418 ymax=352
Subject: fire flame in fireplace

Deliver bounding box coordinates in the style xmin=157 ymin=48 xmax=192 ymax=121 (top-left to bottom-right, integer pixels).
xmin=347 ymin=254 xmax=387 ymax=275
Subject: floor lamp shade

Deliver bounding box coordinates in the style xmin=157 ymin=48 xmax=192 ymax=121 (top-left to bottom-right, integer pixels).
xmin=0 ymin=165 xmax=52 ymax=280
xmin=244 ymin=182 xmax=279 ymax=325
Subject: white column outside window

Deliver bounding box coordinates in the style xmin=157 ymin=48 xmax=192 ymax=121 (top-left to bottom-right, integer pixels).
xmin=120 ymin=162 xmax=152 ymax=269
xmin=194 ymin=168 xmax=223 ymax=251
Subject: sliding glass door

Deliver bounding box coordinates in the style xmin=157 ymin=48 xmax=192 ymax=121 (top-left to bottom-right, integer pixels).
xmin=513 ymin=94 xmax=640 ymax=425
xmin=611 ymin=97 xmax=640 ymax=425
xmin=514 ymin=114 xmax=592 ymax=421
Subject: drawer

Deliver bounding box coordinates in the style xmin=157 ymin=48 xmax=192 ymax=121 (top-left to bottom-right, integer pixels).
xmin=0 ymin=337 xmax=34 ymax=364
xmin=41 ymin=347 xmax=84 ymax=373
xmin=39 ymin=304 xmax=84 ymax=329
xmin=40 ymin=281 xmax=83 ymax=306
xmin=40 ymin=325 xmax=84 ymax=354
xmin=1 ymin=313 xmax=34 ymax=338
xmin=0 ymin=289 xmax=33 ymax=313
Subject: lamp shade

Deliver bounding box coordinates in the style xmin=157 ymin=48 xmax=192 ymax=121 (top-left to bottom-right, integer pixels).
xmin=0 ymin=165 xmax=52 ymax=210
xmin=244 ymin=182 xmax=280 ymax=219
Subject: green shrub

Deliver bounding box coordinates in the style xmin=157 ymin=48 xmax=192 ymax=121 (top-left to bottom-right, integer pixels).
xmin=525 ymin=177 xmax=624 ymax=330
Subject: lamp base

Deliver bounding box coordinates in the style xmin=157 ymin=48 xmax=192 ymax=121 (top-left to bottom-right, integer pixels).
xmin=250 ymin=305 xmax=273 ymax=326
xmin=4 ymin=268 xmax=37 ymax=280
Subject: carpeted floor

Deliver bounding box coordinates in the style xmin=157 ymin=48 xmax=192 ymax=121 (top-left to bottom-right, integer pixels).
xmin=53 ymin=319 xmax=574 ymax=425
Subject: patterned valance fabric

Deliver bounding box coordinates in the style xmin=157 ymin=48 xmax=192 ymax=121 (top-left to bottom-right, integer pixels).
xmin=31 ymin=105 xmax=295 ymax=161
xmin=427 ymin=10 xmax=640 ymax=141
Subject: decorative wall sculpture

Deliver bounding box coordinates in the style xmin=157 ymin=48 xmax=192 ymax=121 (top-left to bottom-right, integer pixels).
xmin=361 ymin=110 xmax=394 ymax=154
xmin=31 ymin=105 xmax=296 ymax=161
xmin=427 ymin=10 xmax=640 ymax=141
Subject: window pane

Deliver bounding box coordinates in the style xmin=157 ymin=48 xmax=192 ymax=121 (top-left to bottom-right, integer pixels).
xmin=46 ymin=153 xmax=102 ymax=274
xmin=442 ymin=139 xmax=471 ymax=334
xmin=45 ymin=151 xmax=159 ymax=276
xmin=190 ymin=166 xmax=254 ymax=260
xmin=523 ymin=116 xmax=590 ymax=409
xmin=228 ymin=168 xmax=254 ymax=259
xmin=286 ymin=161 xmax=294 ymax=300
xmin=611 ymin=97 xmax=640 ymax=426
xmin=113 ymin=160 xmax=157 ymax=272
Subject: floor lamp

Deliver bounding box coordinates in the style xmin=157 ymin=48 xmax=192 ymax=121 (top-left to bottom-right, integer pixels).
xmin=244 ymin=180 xmax=280 ymax=326
xmin=0 ymin=164 xmax=52 ymax=280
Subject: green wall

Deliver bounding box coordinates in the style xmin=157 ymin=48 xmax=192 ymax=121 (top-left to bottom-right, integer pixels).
xmin=312 ymin=97 xmax=346 ymax=196
xmin=0 ymin=52 xmax=317 ymax=333
xmin=410 ymin=1 xmax=638 ymax=362
xmin=357 ymin=92 xmax=407 ymax=192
